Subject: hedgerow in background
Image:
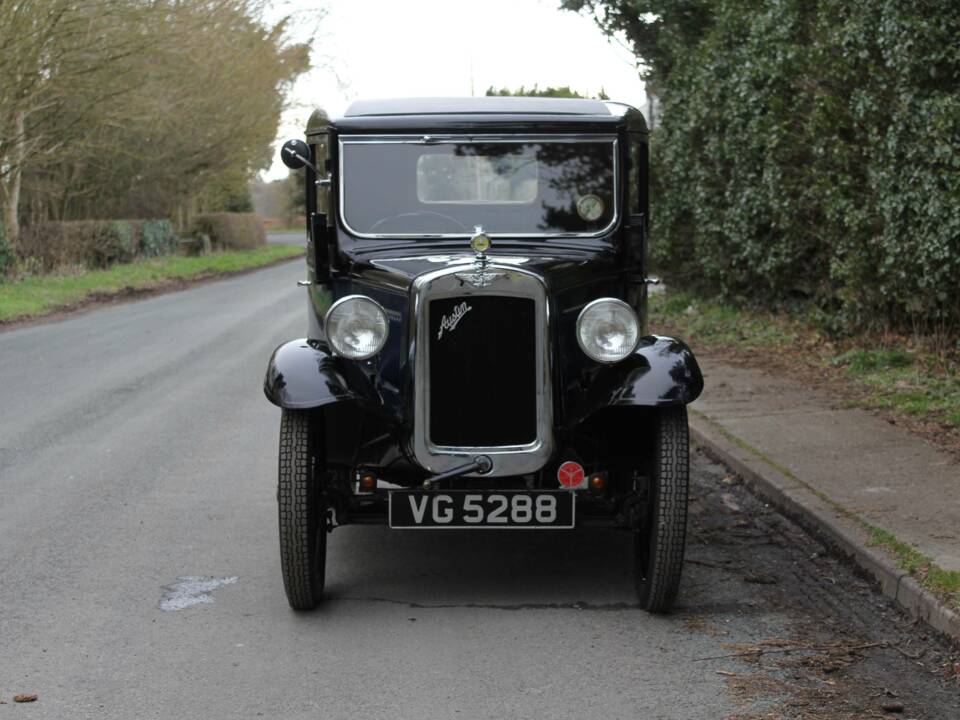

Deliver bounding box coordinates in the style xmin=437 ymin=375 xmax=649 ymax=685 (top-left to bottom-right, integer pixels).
xmin=17 ymin=219 xmax=180 ymax=271
xmin=190 ymin=213 xmax=266 ymax=252
xmin=563 ymin=0 xmax=960 ymax=335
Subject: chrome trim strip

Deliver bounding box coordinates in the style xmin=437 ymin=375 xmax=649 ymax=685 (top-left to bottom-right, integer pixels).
xmin=338 ymin=134 xmax=620 ymax=240
xmin=410 ymin=263 xmax=554 ymax=477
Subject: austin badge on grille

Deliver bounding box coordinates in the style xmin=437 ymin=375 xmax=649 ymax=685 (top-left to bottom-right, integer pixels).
xmin=437 ymin=301 xmax=471 ymax=340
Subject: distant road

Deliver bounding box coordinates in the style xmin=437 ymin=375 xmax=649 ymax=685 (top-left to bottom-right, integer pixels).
xmin=267 ymin=229 xmax=306 ymax=246
xmin=0 ymin=258 xmax=954 ymax=719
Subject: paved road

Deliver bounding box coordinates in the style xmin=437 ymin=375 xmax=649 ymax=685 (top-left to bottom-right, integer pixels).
xmin=266 ymin=230 xmax=306 ymax=246
xmin=1 ymin=260 xmax=957 ymax=719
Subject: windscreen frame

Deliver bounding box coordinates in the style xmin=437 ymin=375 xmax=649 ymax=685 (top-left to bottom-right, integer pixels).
xmin=337 ymin=134 xmax=620 ymax=239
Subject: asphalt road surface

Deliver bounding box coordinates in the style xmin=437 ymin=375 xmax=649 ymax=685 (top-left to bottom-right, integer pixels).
xmin=1 ymin=259 xmax=958 ymax=719
xmin=266 ymin=230 xmax=306 ymax=246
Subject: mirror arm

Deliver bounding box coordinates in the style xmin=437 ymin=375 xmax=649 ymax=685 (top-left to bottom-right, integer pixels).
xmin=282 ymin=145 xmax=321 ymax=175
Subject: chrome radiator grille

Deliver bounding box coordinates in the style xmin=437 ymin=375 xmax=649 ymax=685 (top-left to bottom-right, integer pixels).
xmin=427 ymin=295 xmax=537 ymax=447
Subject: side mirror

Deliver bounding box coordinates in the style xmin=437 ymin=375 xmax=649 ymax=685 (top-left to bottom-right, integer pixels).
xmin=280 ymin=139 xmax=312 ymax=171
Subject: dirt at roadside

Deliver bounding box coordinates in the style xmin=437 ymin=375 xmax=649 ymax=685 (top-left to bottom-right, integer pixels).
xmin=683 ymin=450 xmax=960 ymax=719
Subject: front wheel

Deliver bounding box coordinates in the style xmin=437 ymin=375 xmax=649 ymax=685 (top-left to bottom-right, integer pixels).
xmin=635 ymin=406 xmax=690 ymax=613
xmin=277 ymin=408 xmax=326 ymax=610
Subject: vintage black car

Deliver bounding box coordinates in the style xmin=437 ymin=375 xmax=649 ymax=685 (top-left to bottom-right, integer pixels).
xmin=266 ymin=97 xmax=703 ymax=613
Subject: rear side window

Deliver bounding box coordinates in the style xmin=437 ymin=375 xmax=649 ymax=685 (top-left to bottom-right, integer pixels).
xmin=417 ymin=152 xmax=538 ymax=204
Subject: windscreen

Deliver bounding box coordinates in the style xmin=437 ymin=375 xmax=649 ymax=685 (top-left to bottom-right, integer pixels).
xmin=340 ymin=138 xmax=617 ymax=236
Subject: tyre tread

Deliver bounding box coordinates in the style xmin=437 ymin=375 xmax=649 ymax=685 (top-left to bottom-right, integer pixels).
xmin=641 ymin=405 xmax=689 ymax=613
xmin=278 ymin=409 xmax=322 ymax=610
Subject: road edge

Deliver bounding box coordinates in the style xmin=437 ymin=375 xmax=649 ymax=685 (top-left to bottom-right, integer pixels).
xmin=688 ymin=410 xmax=960 ymax=645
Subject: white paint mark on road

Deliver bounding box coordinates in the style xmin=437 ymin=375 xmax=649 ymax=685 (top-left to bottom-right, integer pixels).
xmin=159 ymin=576 xmax=238 ymax=611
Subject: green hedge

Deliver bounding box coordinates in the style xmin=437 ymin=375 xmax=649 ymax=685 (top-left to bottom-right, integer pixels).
xmin=16 ymin=219 xmax=179 ymax=271
xmin=139 ymin=219 xmax=179 ymax=258
xmin=566 ymin=1 xmax=960 ymax=335
xmin=190 ymin=213 xmax=265 ymax=251
xmin=650 ymin=1 xmax=960 ymax=333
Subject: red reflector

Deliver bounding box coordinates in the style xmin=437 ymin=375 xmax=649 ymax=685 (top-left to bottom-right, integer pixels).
xmin=557 ymin=461 xmax=585 ymax=489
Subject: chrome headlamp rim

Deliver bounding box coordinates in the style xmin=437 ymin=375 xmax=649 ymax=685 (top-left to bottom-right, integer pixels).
xmin=575 ymin=297 xmax=641 ymax=364
xmin=324 ymin=294 xmax=389 ymax=360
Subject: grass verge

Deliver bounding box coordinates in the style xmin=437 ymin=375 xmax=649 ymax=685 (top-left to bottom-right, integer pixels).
xmin=0 ymin=244 xmax=303 ymax=323
xmin=866 ymin=526 xmax=960 ymax=608
xmin=649 ymin=290 xmax=960 ymax=435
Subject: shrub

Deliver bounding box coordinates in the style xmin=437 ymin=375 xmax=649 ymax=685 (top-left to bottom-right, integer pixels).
xmin=86 ymin=221 xmax=137 ymax=268
xmin=18 ymin=221 xmax=93 ymax=271
xmin=190 ymin=213 xmax=265 ymax=251
xmin=138 ymin=219 xmax=179 ymax=257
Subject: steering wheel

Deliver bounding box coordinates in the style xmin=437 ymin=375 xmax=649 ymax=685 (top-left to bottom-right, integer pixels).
xmin=368 ymin=211 xmax=469 ymax=234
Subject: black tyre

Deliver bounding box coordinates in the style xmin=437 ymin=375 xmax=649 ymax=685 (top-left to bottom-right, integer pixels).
xmin=278 ymin=408 xmax=326 ymax=610
xmin=635 ymin=405 xmax=689 ymax=613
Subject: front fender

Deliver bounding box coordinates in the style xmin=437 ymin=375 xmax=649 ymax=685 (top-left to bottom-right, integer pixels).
xmin=263 ymin=338 xmax=377 ymax=409
xmin=565 ymin=335 xmax=703 ymax=427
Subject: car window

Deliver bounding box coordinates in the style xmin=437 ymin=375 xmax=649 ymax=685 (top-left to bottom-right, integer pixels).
xmin=340 ymin=137 xmax=617 ymax=236
xmin=417 ymin=151 xmax=538 ymax=204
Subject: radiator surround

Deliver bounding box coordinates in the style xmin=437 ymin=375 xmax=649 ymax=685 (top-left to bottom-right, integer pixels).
xmin=409 ymin=263 xmax=554 ymax=477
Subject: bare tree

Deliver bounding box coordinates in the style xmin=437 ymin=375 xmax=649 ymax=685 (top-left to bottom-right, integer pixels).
xmin=1 ymin=0 xmax=310 ymax=243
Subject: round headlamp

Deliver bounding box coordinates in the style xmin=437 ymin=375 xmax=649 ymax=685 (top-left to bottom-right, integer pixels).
xmin=576 ymin=298 xmax=640 ymax=363
xmin=325 ymin=295 xmax=389 ymax=360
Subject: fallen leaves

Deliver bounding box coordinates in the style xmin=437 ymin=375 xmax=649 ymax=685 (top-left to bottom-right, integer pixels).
xmin=696 ymin=638 xmax=889 ymax=663
xmin=13 ymin=693 xmax=38 ymax=703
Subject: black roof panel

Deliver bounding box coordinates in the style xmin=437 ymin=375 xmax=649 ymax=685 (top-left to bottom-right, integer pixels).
xmin=343 ymin=96 xmax=613 ymax=117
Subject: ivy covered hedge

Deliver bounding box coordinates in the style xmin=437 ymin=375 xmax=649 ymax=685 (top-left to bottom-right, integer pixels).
xmin=566 ymin=0 xmax=960 ymax=334
xmin=16 ymin=219 xmax=179 ymax=272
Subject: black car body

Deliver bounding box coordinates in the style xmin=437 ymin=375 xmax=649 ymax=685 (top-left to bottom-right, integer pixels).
xmin=266 ymin=97 xmax=703 ymax=612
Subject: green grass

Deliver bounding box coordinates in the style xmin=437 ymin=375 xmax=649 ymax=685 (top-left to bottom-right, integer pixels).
xmin=650 ymin=290 xmax=960 ymax=428
xmin=0 ymin=245 xmax=303 ymax=323
xmin=866 ymin=526 xmax=960 ymax=608
xmin=652 ymin=290 xmax=801 ymax=349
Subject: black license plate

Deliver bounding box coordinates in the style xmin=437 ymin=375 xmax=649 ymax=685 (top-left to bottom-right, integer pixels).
xmin=388 ymin=491 xmax=575 ymax=529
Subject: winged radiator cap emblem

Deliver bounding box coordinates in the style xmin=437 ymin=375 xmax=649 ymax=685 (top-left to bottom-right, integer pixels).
xmin=456 ymin=227 xmax=505 ymax=288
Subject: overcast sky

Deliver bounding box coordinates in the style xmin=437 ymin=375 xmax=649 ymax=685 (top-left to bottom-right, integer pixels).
xmin=263 ymin=0 xmax=645 ymax=179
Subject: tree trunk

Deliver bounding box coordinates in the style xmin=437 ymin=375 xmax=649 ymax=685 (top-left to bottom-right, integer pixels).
xmin=1 ymin=109 xmax=26 ymax=247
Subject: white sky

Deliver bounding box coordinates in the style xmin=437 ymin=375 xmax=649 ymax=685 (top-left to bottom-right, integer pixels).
xmin=262 ymin=0 xmax=645 ymax=179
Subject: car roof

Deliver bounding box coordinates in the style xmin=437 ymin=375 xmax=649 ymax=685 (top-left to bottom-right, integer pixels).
xmin=343 ymin=96 xmax=614 ymax=117
xmin=309 ymin=97 xmax=647 ymax=136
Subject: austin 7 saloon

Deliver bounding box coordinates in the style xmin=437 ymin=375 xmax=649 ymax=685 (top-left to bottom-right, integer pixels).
xmin=266 ymin=96 xmax=703 ymax=613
